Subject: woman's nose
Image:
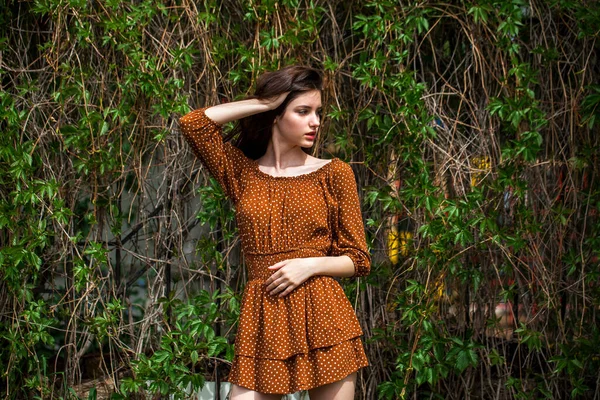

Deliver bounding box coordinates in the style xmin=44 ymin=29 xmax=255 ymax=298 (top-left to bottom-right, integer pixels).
xmin=310 ymin=112 xmax=320 ymax=127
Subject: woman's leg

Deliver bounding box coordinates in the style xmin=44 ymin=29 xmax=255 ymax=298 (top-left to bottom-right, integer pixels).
xmin=228 ymin=383 xmax=283 ymax=400
xmin=307 ymin=371 xmax=357 ymax=400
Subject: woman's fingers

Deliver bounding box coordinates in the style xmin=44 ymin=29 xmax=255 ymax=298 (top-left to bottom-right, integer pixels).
xmin=268 ymin=260 xmax=286 ymax=270
xmin=264 ymin=258 xmax=310 ymax=297
xmin=271 ymin=281 xmax=296 ymax=297
xmin=265 ymin=273 xmax=296 ymax=296
xmin=278 ymin=286 xmax=295 ymax=297
xmin=265 ymin=271 xmax=287 ymax=290
xmin=260 ymin=92 xmax=290 ymax=110
xmin=270 ymin=283 xmax=287 ymax=296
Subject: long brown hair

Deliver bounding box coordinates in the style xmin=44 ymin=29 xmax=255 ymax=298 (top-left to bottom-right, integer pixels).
xmin=224 ymin=65 xmax=323 ymax=160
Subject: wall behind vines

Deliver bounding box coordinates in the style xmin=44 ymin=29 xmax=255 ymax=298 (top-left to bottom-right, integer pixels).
xmin=1 ymin=0 xmax=599 ymax=399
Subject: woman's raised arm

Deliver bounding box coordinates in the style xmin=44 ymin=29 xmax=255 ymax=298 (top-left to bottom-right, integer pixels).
xmin=178 ymin=93 xmax=287 ymax=203
xmin=203 ymin=93 xmax=288 ymax=125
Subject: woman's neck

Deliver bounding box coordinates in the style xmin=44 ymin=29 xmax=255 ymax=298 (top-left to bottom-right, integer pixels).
xmin=257 ymin=142 xmax=309 ymax=169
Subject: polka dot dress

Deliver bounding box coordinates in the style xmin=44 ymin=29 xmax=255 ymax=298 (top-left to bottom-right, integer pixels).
xmin=179 ymin=108 xmax=371 ymax=394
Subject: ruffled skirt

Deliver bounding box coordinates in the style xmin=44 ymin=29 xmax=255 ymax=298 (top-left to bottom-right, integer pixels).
xmin=225 ymin=275 xmax=369 ymax=394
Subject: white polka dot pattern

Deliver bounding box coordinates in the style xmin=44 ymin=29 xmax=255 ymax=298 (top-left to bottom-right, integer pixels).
xmin=179 ymin=108 xmax=371 ymax=394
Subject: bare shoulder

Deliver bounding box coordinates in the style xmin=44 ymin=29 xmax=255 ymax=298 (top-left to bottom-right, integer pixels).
xmin=305 ymin=155 xmax=335 ymax=168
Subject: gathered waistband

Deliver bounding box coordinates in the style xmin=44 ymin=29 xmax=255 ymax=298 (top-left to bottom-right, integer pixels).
xmin=244 ymin=247 xmax=328 ymax=280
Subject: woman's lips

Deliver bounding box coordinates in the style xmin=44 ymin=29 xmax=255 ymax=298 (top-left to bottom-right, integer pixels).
xmin=305 ymin=132 xmax=316 ymax=140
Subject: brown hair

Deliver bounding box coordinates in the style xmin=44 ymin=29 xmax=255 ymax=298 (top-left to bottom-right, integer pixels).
xmin=224 ymin=65 xmax=323 ymax=160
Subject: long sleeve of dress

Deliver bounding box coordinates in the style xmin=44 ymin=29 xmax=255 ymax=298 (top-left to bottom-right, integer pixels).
xmin=329 ymin=161 xmax=371 ymax=277
xmin=179 ymin=107 xmax=250 ymax=204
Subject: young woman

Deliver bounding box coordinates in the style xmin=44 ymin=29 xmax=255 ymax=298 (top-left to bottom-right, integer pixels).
xmin=179 ymin=65 xmax=371 ymax=400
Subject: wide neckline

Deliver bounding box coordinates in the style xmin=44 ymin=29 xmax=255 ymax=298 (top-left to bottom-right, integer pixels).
xmin=253 ymin=157 xmax=337 ymax=180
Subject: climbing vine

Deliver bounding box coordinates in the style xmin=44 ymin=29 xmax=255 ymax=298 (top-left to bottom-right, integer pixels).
xmin=0 ymin=0 xmax=598 ymax=398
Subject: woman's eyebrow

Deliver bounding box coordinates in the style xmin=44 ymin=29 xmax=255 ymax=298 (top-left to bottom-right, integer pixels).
xmin=295 ymin=104 xmax=322 ymax=108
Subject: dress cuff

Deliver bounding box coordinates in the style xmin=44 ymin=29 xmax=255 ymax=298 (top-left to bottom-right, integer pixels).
xmin=342 ymin=251 xmax=370 ymax=278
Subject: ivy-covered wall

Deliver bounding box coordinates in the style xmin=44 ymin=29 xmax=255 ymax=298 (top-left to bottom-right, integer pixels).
xmin=1 ymin=0 xmax=599 ymax=398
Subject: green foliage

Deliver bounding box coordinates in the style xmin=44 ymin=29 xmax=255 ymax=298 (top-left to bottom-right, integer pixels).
xmin=115 ymin=291 xmax=233 ymax=398
xmin=0 ymin=0 xmax=599 ymax=398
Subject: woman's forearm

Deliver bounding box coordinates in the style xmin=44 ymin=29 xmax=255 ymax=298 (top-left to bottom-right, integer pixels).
xmin=204 ymin=93 xmax=288 ymax=125
xmin=204 ymin=99 xmax=271 ymax=125
xmin=311 ymin=256 xmax=355 ymax=278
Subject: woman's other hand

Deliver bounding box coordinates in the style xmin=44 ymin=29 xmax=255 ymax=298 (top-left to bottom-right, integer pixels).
xmin=263 ymin=257 xmax=316 ymax=297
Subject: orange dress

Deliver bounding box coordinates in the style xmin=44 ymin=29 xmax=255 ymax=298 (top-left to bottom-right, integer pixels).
xmin=179 ymin=108 xmax=371 ymax=394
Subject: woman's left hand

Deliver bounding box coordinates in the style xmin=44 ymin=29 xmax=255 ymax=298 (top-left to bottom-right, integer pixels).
xmin=264 ymin=258 xmax=317 ymax=297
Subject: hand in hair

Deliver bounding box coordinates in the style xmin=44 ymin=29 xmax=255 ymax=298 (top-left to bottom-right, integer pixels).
xmin=259 ymin=91 xmax=290 ymax=110
xmin=204 ymin=96 xmax=287 ymax=125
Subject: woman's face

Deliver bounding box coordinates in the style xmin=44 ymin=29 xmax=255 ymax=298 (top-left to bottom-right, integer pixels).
xmin=272 ymin=90 xmax=322 ymax=149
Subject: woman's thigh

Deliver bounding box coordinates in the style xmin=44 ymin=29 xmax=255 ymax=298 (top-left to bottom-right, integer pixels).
xmin=307 ymin=371 xmax=357 ymax=400
xmin=228 ymin=383 xmax=283 ymax=400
